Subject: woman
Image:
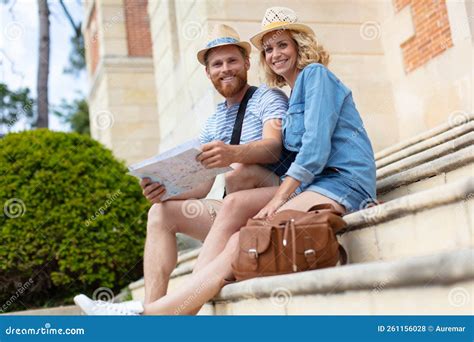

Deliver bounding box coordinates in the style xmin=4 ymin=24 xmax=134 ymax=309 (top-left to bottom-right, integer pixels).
xmin=251 ymin=6 xmax=376 ymax=218
xmin=74 ymin=7 xmax=376 ymax=315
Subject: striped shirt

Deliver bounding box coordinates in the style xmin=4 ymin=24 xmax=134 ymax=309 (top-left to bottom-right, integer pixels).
xmin=199 ymin=85 xmax=288 ymax=145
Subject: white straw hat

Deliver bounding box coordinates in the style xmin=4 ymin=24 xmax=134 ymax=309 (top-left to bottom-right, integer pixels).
xmin=250 ymin=7 xmax=314 ymax=50
xmin=197 ymin=24 xmax=252 ymax=65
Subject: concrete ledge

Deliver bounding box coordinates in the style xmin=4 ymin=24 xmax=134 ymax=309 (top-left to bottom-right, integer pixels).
xmin=2 ymin=305 xmax=80 ymax=316
xmin=376 ymin=146 xmax=474 ymax=195
xmin=376 ymin=132 xmax=473 ymax=180
xmin=215 ymin=248 xmax=473 ymax=302
xmin=346 ymin=176 xmax=473 ymax=231
xmin=375 ymin=113 xmax=474 ymax=161
xmin=176 ymin=247 xmax=201 ymax=264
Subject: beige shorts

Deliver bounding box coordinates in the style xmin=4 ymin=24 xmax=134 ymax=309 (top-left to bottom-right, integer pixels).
xmin=200 ymin=199 xmax=223 ymax=222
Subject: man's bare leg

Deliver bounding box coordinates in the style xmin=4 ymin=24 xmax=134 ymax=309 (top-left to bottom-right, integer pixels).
xmin=225 ymin=163 xmax=279 ymax=194
xmin=143 ymin=233 xmax=240 ymax=315
xmin=144 ymin=199 xmax=216 ymax=304
xmin=145 ymin=165 xmax=276 ymax=304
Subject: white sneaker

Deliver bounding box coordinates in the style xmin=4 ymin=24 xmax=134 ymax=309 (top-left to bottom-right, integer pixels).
xmin=74 ymin=294 xmax=144 ymax=316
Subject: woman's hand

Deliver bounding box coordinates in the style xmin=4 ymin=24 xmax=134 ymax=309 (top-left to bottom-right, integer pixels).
xmin=254 ymin=195 xmax=287 ymax=219
xmin=254 ymin=176 xmax=301 ymax=219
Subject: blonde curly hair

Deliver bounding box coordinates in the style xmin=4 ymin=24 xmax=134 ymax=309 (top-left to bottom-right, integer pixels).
xmin=260 ymin=30 xmax=330 ymax=88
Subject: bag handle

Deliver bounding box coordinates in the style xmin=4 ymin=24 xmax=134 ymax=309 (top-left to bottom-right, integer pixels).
xmin=307 ymin=203 xmax=336 ymax=212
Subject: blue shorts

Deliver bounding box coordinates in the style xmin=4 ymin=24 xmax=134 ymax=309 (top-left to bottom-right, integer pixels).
xmin=293 ymin=168 xmax=374 ymax=213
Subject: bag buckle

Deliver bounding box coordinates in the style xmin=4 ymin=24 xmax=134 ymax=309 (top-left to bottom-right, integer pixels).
xmin=248 ymin=248 xmax=258 ymax=259
xmin=304 ymin=249 xmax=315 ymax=256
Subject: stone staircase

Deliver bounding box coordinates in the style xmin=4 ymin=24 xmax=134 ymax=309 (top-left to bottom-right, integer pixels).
xmin=128 ymin=116 xmax=473 ymax=315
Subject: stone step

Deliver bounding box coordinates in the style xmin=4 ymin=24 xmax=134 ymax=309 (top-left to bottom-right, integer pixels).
xmin=213 ymin=249 xmax=473 ymax=315
xmin=375 ymin=113 xmax=473 ymax=165
xmin=377 ymin=146 xmax=473 ymax=202
xmin=340 ymin=177 xmax=473 ymax=264
xmin=376 ymin=131 xmax=473 ymax=180
xmin=374 ymin=117 xmax=473 ymax=201
xmin=131 ymin=249 xmax=473 ymax=315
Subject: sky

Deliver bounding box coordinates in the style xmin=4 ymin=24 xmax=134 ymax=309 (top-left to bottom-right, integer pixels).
xmin=0 ymin=0 xmax=88 ymax=132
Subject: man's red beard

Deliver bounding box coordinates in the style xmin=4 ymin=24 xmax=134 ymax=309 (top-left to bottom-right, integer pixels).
xmin=211 ymin=69 xmax=248 ymax=98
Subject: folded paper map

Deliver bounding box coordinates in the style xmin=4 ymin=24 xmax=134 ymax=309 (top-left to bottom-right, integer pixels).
xmin=128 ymin=138 xmax=232 ymax=200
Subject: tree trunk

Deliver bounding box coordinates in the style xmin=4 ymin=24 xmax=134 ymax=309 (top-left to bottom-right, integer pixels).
xmin=37 ymin=0 xmax=50 ymax=128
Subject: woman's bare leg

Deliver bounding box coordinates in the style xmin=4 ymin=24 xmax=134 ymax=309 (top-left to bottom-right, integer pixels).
xmin=192 ymin=187 xmax=278 ymax=274
xmin=143 ymin=233 xmax=240 ymax=315
xmin=277 ymin=190 xmax=346 ymax=214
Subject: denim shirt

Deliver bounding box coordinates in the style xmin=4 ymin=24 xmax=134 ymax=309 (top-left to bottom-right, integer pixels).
xmin=283 ymin=63 xmax=376 ymax=200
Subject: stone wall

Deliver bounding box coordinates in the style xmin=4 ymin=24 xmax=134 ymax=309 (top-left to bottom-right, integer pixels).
xmin=83 ymin=0 xmax=160 ymax=164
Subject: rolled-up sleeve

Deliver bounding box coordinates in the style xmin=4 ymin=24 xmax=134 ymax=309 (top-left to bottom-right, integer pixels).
xmin=286 ymin=66 xmax=345 ymax=184
xmin=259 ymin=87 xmax=288 ymax=123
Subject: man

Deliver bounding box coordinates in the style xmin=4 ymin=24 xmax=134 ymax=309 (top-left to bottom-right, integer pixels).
xmin=140 ymin=24 xmax=289 ymax=305
xmin=75 ymin=24 xmax=289 ymax=312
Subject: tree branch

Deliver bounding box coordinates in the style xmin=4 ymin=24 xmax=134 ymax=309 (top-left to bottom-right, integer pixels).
xmin=59 ymin=0 xmax=81 ymax=37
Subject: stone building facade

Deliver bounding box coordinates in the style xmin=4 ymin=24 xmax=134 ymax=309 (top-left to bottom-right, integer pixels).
xmin=83 ymin=0 xmax=473 ymax=163
xmin=83 ymin=0 xmax=160 ymax=164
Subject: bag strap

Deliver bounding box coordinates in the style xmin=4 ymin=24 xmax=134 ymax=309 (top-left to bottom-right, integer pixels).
xmin=339 ymin=245 xmax=348 ymax=265
xmin=230 ymin=86 xmax=258 ymax=145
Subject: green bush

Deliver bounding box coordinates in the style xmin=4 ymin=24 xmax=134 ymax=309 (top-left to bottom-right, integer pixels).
xmin=0 ymin=129 xmax=149 ymax=312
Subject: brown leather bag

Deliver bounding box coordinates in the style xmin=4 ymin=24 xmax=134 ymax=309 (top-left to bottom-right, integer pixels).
xmin=231 ymin=204 xmax=348 ymax=281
